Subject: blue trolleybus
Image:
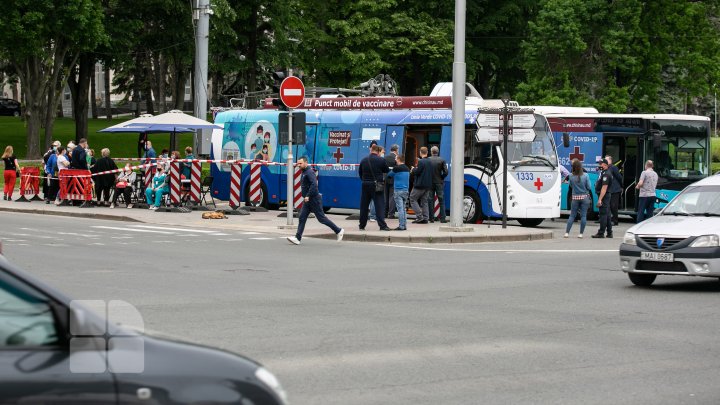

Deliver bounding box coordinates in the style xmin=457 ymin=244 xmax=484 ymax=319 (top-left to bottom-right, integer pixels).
xmin=543 ymin=111 xmax=711 ymax=218
xmin=211 ymin=90 xmax=563 ymax=226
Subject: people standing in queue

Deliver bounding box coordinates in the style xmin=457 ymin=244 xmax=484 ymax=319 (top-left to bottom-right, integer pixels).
xmin=44 ymin=141 xmax=60 ymax=203
xmin=145 ymin=165 xmax=169 ymax=210
xmin=564 ymin=159 xmax=592 ymax=238
xmin=358 ymin=144 xmax=390 ymax=231
xmin=384 ymin=144 xmax=399 ymax=218
xmin=388 ymin=154 xmax=410 ymax=231
xmin=42 ymin=141 xmax=59 ymax=201
xmin=409 ymin=147 xmax=433 ymax=224
xmin=427 ymin=146 xmax=448 ymax=223
xmin=2 ymin=145 xmax=20 ymax=201
xmin=605 ymin=155 xmax=623 ymax=225
xmin=286 ymin=157 xmax=344 ymax=245
xmin=591 ymin=159 xmax=613 ymax=238
xmin=92 ymin=148 xmax=118 ymax=206
xmin=635 ymin=160 xmax=658 ymax=223
xmin=54 ymin=147 xmax=70 ymax=205
xmin=70 ymin=138 xmax=88 ymax=170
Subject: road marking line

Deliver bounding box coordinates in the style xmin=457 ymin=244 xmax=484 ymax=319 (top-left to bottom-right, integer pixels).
xmin=4 ymin=239 xmax=27 ymax=242
xmin=58 ymin=231 xmax=98 ymax=237
xmin=91 ymin=226 xmax=175 ymax=234
xmin=218 ymin=238 xmax=245 ymax=242
xmin=376 ymin=244 xmax=616 ymax=253
xmin=241 ymin=232 xmax=261 ymax=235
xmin=249 ymin=237 xmax=273 ymax=240
xmin=210 ymin=233 xmax=230 ymax=236
xmin=129 ymin=225 xmax=219 ymax=234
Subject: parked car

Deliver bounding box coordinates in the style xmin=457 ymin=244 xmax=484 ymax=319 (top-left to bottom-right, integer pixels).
xmin=620 ymin=174 xmax=720 ymax=286
xmin=0 ymin=98 xmax=21 ymax=117
xmin=0 ymin=254 xmax=288 ymax=404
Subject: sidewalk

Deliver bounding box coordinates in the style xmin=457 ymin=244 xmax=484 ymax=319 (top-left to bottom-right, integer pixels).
xmin=0 ymin=199 xmax=552 ymax=244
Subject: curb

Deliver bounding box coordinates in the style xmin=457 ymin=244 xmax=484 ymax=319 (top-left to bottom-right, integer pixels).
xmin=0 ymin=207 xmax=143 ymax=223
xmin=309 ymin=230 xmax=553 ymax=244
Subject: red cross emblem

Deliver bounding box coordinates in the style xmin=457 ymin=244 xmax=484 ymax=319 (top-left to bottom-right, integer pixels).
xmin=533 ymin=177 xmax=544 ymax=190
xmin=569 ymin=146 xmax=584 ymax=162
xmin=332 ymin=147 xmax=344 ymax=163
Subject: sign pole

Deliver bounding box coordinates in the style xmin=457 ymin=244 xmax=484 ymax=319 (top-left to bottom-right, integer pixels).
xmin=448 ymin=0 xmax=467 ymax=229
xmin=286 ymin=112 xmax=294 ymax=225
xmin=502 ymin=100 xmax=509 ymax=229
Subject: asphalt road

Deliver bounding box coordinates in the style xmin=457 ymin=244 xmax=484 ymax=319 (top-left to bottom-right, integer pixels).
xmin=3 ymin=212 xmax=720 ymax=405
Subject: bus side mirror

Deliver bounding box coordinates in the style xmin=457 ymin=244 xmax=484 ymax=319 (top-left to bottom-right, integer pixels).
xmin=562 ymin=132 xmax=570 ymax=148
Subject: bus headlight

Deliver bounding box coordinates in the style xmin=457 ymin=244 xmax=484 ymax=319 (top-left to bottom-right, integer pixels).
xmin=690 ymin=235 xmax=720 ymax=247
xmin=623 ymin=232 xmax=636 ymax=245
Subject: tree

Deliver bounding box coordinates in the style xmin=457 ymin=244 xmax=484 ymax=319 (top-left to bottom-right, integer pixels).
xmin=516 ymin=0 xmax=720 ymax=113
xmin=0 ymin=0 xmax=104 ymax=158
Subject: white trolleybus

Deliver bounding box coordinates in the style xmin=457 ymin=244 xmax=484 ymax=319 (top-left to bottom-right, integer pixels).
xmin=211 ymin=83 xmax=562 ymax=226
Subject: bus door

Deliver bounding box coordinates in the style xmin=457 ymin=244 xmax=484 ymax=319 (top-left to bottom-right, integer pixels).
xmin=602 ymin=134 xmax=638 ymax=212
xmin=385 ymin=126 xmax=405 ymax=156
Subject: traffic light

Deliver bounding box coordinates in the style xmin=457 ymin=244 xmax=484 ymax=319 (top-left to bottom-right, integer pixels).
xmin=272 ymin=98 xmax=289 ymax=111
xmin=271 ymin=70 xmax=289 ymax=110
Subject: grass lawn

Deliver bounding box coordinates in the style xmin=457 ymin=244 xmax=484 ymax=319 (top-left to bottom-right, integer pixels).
xmin=0 ymin=116 xmax=196 ymax=190
xmin=712 ymin=136 xmax=720 ymax=174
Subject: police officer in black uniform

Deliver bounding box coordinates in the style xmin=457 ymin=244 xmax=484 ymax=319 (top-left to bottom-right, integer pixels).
xmin=592 ymin=159 xmax=613 ymax=238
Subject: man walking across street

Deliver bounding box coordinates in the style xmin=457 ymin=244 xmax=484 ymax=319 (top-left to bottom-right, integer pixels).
xmin=359 ymin=144 xmax=391 ymax=231
xmin=427 ymin=146 xmax=448 ymax=223
xmin=388 ymin=154 xmax=410 ymax=230
xmin=635 ymin=160 xmax=658 ymax=223
xmin=605 ymin=155 xmax=623 ymax=225
xmin=384 ymin=144 xmax=399 ymax=218
xmin=287 ymin=157 xmax=344 ymax=245
xmin=592 ymin=159 xmax=613 ymax=238
xmin=410 ymin=147 xmax=433 ymax=224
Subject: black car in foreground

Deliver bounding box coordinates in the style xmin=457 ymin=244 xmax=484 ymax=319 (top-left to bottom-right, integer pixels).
xmin=0 ymin=98 xmax=21 ymax=117
xmin=0 ymin=255 xmax=287 ymax=404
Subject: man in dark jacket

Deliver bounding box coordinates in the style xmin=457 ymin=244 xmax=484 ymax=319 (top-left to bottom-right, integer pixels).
xmin=427 ymin=146 xmax=448 ymax=223
xmin=605 ymin=155 xmax=623 ymax=225
xmin=409 ymin=147 xmax=433 ymax=224
xmin=384 ymin=144 xmax=399 ymax=218
xmin=70 ymin=138 xmax=88 ymax=170
xmin=287 ymin=156 xmax=344 ymax=245
xmin=358 ymin=144 xmax=390 ymax=231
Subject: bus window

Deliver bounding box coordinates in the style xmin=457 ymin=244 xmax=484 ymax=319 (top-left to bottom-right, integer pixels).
xmin=650 ymin=136 xmax=708 ymax=179
xmin=464 ymin=130 xmax=497 ymax=170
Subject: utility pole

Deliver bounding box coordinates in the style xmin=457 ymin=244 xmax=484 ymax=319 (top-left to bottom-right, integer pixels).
xmin=193 ymin=0 xmax=211 ymax=152
xmin=446 ymin=0 xmax=470 ymax=231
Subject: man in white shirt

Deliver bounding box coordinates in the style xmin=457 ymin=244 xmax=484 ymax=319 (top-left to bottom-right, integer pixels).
xmin=635 ymin=160 xmax=658 ymax=222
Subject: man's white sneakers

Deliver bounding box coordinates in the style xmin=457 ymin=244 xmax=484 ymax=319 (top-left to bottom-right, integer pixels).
xmin=287 ymin=236 xmax=300 ymax=245
xmin=337 ymin=228 xmax=344 ymax=242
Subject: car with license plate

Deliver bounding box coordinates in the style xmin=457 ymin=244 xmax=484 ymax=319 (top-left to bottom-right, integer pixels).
xmin=619 ymin=174 xmax=720 ymax=286
xmin=0 ymin=254 xmax=288 ymax=404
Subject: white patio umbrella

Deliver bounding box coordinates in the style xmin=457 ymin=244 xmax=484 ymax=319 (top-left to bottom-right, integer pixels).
xmin=125 ymin=110 xmax=221 ymax=130
xmin=123 ymin=110 xmax=222 ymax=150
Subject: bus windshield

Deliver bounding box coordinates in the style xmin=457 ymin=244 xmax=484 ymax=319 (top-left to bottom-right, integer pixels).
xmin=507 ymin=115 xmax=557 ymax=168
xmin=649 ymin=120 xmax=709 ymax=180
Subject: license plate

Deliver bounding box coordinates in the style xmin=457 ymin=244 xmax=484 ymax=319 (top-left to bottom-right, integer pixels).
xmin=641 ymin=252 xmax=674 ymax=262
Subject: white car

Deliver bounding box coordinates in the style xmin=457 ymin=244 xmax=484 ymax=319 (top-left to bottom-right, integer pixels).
xmin=620 ymin=174 xmax=720 ymax=286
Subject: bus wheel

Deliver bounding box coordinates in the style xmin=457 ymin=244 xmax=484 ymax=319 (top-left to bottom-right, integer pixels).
xmin=628 ymin=273 xmax=656 ymax=287
xmin=463 ymin=188 xmax=482 ymax=223
xmin=244 ymin=182 xmax=269 ymax=208
xmin=517 ymin=218 xmax=544 ymax=227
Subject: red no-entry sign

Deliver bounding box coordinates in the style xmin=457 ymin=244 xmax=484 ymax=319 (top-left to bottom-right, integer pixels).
xmin=279 ymin=76 xmax=305 ymax=109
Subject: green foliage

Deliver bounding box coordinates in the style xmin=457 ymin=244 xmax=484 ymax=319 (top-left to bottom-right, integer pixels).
xmin=517 ymin=0 xmax=720 ymax=113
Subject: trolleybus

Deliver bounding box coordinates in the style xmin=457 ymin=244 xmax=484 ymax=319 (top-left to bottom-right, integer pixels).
xmin=211 ymin=86 xmax=563 ymax=226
